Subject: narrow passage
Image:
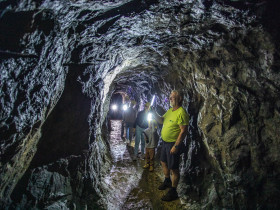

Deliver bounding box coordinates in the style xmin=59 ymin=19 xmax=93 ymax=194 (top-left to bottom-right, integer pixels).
xmin=101 ymin=120 xmax=185 ymax=210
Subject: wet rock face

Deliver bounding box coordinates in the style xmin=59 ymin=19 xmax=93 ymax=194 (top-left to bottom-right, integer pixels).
xmin=0 ymin=0 xmax=280 ymax=209
xmin=0 ymin=4 xmax=67 ymax=207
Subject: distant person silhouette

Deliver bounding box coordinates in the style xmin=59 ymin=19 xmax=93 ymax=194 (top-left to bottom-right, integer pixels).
xmin=133 ymin=102 xmax=150 ymax=160
xmin=123 ymin=100 xmax=137 ymax=146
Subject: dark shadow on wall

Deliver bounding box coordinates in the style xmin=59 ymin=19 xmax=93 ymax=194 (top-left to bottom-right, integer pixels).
xmin=9 ymin=66 xmax=94 ymax=207
xmin=30 ymin=66 xmax=91 ymax=167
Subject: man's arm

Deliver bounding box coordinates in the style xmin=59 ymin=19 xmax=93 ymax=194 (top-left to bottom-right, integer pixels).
xmin=170 ymin=125 xmax=187 ymax=154
xmin=152 ymin=110 xmax=164 ymax=124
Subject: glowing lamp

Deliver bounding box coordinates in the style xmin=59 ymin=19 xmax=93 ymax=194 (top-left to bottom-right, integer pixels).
xmin=123 ymin=104 xmax=128 ymax=111
xmin=111 ymin=104 xmax=118 ymax=110
xmin=150 ymin=95 xmax=155 ymax=107
xmin=147 ymin=112 xmax=153 ymax=121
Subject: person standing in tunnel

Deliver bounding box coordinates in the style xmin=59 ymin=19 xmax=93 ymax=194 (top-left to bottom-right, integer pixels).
xmin=123 ymin=100 xmax=137 ymax=146
xmin=152 ymin=90 xmax=189 ymax=202
xmin=133 ymin=102 xmax=150 ymax=161
xmin=143 ymin=118 xmax=158 ymax=172
xmin=121 ymin=95 xmax=130 ymax=138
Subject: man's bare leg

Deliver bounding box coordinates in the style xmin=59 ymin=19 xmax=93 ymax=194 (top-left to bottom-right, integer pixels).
xmin=161 ymin=167 xmax=179 ymax=201
xmin=170 ymin=169 xmax=180 ymax=188
xmin=161 ymin=161 xmax=170 ymax=178
xmin=158 ymin=161 xmax=172 ymax=190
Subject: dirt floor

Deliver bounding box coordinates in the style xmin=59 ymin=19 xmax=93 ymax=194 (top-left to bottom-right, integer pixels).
xmin=122 ymin=152 xmax=186 ymax=210
xmin=101 ymin=120 xmax=194 ymax=210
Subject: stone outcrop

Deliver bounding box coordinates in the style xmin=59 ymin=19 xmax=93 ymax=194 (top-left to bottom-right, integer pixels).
xmin=0 ymin=0 xmax=279 ymax=209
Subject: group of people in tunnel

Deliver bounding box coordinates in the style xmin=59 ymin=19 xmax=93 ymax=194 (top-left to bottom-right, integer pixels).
xmin=122 ymin=99 xmax=158 ymax=165
xmin=121 ymin=90 xmax=189 ymax=202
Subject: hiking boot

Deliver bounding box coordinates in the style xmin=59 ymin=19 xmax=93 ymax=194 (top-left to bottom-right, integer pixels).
xmin=158 ymin=178 xmax=172 ymax=190
xmin=132 ymin=155 xmax=137 ymax=161
xmin=149 ymin=165 xmax=154 ymax=172
xmin=161 ymin=188 xmax=178 ymax=202
xmin=143 ymin=164 xmax=149 ymax=169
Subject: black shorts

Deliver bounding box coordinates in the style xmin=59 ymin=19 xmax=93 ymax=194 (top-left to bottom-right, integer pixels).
xmin=160 ymin=141 xmax=181 ymax=170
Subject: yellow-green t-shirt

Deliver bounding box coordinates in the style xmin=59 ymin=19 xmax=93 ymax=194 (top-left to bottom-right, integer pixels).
xmin=161 ymin=107 xmax=189 ymax=142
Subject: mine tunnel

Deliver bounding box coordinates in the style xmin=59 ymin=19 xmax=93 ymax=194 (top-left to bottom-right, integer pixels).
xmin=1 ymin=0 xmax=280 ymax=209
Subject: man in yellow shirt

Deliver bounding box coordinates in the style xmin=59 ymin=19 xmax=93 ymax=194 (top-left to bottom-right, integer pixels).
xmin=153 ymin=90 xmax=189 ymax=201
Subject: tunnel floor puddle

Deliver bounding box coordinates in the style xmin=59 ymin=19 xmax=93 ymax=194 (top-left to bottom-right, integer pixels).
xmin=100 ymin=120 xmax=187 ymax=210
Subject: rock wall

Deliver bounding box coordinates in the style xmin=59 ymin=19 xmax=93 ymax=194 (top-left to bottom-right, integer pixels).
xmin=0 ymin=4 xmax=67 ymax=206
xmin=0 ymin=0 xmax=280 ymax=209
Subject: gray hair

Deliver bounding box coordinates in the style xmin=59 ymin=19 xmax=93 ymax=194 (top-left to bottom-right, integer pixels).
xmin=171 ymin=90 xmax=184 ymax=106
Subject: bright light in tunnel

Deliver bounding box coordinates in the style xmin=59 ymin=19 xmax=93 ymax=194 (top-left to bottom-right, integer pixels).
xmin=147 ymin=112 xmax=153 ymax=121
xmin=150 ymin=95 xmax=155 ymax=107
xmin=111 ymin=104 xmax=118 ymax=110
xmin=123 ymin=104 xmax=128 ymax=111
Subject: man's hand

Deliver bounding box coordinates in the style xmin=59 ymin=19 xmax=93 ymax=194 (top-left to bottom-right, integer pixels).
xmin=151 ymin=107 xmax=164 ymax=124
xmin=149 ymin=106 xmax=155 ymax=115
xmin=170 ymin=146 xmax=178 ymax=154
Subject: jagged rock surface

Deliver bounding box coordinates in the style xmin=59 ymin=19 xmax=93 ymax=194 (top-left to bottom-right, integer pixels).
xmin=0 ymin=0 xmax=280 ymax=209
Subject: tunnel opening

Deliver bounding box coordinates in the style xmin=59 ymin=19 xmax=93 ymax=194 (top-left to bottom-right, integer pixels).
xmin=96 ymin=62 xmax=211 ymax=209
xmin=108 ymin=93 xmax=123 ymax=120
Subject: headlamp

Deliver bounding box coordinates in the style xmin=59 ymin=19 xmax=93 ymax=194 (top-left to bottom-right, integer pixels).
xmin=111 ymin=104 xmax=118 ymax=110
xmin=123 ymin=104 xmax=128 ymax=111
